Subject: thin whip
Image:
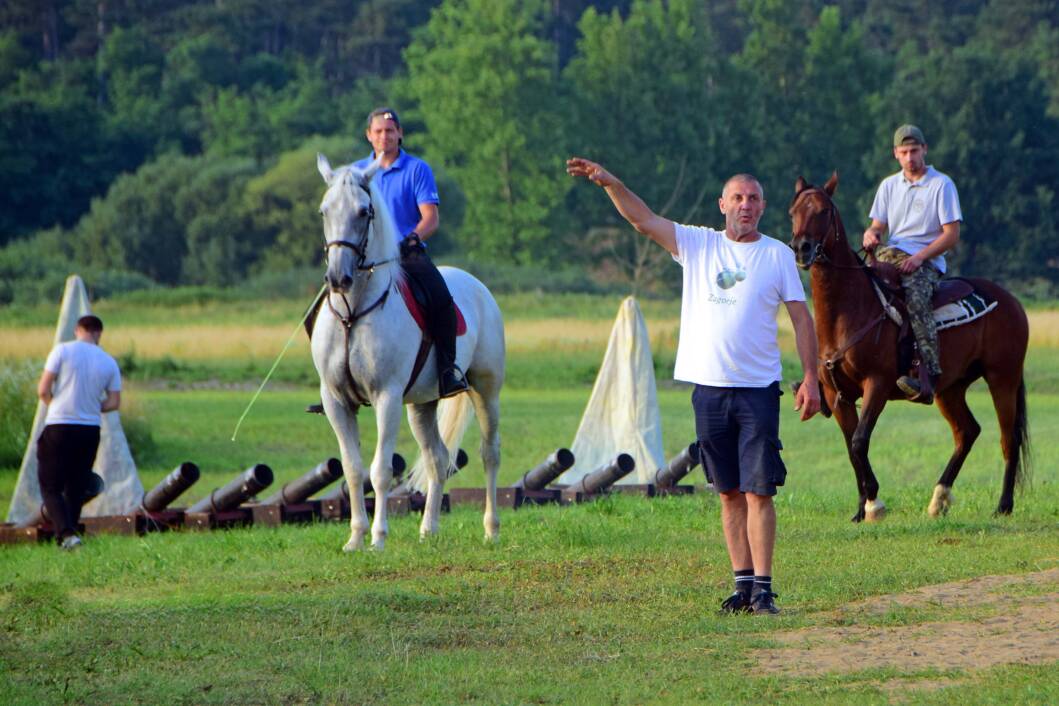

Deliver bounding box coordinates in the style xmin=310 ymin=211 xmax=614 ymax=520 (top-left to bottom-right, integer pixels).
xmin=231 ymin=283 xmax=327 ymax=441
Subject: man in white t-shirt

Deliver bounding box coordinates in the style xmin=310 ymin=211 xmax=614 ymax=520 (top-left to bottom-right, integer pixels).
xmin=567 ymin=157 xmax=820 ymax=615
xmin=36 ymin=315 xmax=122 ymax=549
xmin=863 ymin=124 xmax=962 ymax=404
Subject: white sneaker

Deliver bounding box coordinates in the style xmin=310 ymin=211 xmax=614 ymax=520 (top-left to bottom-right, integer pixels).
xmin=60 ymin=535 xmax=83 ymax=551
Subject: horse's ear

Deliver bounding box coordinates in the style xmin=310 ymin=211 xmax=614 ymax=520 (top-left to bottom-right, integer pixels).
xmin=824 ymin=171 xmax=839 ymax=195
xmin=317 ymin=153 xmax=334 ymax=185
xmin=795 ymin=176 xmax=808 ymax=194
xmin=361 ymin=153 xmax=384 ymax=183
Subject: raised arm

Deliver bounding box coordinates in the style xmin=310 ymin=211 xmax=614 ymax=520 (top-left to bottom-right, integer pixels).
xmin=566 ymin=157 xmax=677 ymax=256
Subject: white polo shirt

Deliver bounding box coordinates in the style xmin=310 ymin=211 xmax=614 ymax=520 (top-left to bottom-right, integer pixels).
xmin=43 ymin=340 xmax=121 ymax=426
xmin=869 ymin=166 xmax=962 ymax=274
xmin=672 ymin=225 xmax=805 ymax=387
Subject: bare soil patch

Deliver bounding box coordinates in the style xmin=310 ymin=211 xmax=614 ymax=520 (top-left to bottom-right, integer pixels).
xmin=756 ymin=568 xmax=1059 ymax=677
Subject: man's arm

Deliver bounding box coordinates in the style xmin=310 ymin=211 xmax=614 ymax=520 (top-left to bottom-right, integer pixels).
xmin=863 ymin=218 xmax=887 ymax=251
xmin=37 ymin=370 xmax=57 ymax=405
xmin=412 ymin=203 xmax=439 ymax=240
xmin=897 ymin=221 xmax=960 ymax=274
xmin=566 ymin=157 xmax=677 ymax=256
xmin=784 ymin=300 xmax=820 ymax=421
xmin=101 ymin=390 xmax=121 ymax=413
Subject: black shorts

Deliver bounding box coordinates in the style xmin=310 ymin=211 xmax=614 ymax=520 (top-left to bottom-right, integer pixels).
xmin=692 ymin=382 xmax=787 ymax=496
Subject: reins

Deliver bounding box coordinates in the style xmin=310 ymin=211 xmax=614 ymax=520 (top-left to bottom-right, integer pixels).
xmin=793 ymin=187 xmax=904 ymax=404
xmin=323 ymin=181 xmax=398 ymax=407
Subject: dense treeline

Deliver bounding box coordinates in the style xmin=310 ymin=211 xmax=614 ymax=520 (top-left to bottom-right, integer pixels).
xmin=1 ymin=0 xmax=1057 ymax=303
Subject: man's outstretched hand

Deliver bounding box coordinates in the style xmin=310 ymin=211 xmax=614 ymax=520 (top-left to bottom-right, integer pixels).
xmin=566 ymin=157 xmax=619 ymax=188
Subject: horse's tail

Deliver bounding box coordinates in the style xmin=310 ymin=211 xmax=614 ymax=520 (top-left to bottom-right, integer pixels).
xmin=404 ymin=393 xmax=476 ymax=492
xmin=1014 ymin=377 xmax=1031 ymax=489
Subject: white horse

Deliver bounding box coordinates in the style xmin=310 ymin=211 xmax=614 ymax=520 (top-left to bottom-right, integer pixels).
xmin=313 ymin=154 xmax=505 ymax=551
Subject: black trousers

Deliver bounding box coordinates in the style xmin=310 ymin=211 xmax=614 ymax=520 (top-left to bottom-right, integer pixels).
xmin=400 ymin=249 xmax=459 ymax=373
xmin=37 ymin=424 xmax=100 ymax=539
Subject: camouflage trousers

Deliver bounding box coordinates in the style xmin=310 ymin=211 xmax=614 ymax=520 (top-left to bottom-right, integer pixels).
xmin=875 ymin=247 xmax=942 ymax=376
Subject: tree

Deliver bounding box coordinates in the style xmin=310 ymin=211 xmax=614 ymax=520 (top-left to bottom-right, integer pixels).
xmin=244 ymin=135 xmax=357 ymax=272
xmin=403 ymin=0 xmax=568 ymax=264
xmin=864 ymin=46 xmax=1059 ymax=291
xmin=563 ymin=0 xmax=728 ymax=292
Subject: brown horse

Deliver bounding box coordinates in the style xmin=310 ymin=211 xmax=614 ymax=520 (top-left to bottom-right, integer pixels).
xmin=788 ymin=174 xmax=1030 ymax=522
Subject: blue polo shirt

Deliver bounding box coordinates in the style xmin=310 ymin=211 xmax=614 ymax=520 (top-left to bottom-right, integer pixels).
xmin=354 ymin=149 xmax=440 ymax=243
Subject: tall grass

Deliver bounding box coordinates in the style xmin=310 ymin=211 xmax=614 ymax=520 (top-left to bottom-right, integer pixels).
xmin=0 ymin=360 xmax=38 ymax=467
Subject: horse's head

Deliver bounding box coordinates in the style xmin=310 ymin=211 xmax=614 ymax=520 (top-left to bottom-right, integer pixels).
xmin=788 ymin=172 xmax=840 ymax=270
xmin=317 ymin=153 xmax=392 ymax=293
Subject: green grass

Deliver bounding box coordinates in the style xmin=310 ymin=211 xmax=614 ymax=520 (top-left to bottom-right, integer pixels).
xmin=1 ymin=292 xmax=1057 ymax=704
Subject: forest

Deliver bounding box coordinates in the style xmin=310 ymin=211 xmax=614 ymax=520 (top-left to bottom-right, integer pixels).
xmin=1 ymin=0 xmax=1057 ymax=302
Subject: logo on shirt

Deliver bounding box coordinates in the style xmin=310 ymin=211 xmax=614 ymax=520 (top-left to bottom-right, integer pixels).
xmin=911 ymin=198 xmax=925 ymax=213
xmin=715 ymin=267 xmax=746 ymax=290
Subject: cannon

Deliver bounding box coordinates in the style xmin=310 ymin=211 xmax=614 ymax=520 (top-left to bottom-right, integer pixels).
xmin=186 ymin=464 xmax=273 ymax=514
xmin=653 ymin=443 xmax=700 ymax=489
xmin=23 ymin=471 xmax=105 ymax=528
xmin=262 ymin=458 xmax=342 ymax=506
xmin=568 ymin=453 xmax=635 ymax=497
xmin=318 ymin=453 xmax=408 ymax=503
xmin=142 ymin=462 xmax=201 ymax=512
xmin=514 ymin=448 xmax=574 ymax=490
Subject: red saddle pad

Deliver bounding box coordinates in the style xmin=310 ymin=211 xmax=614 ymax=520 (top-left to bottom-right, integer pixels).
xmin=398 ymin=279 xmax=467 ymax=336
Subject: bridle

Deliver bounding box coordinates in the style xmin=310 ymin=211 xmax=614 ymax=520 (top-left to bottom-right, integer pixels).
xmin=323 ymin=182 xmax=396 ymax=331
xmin=790 ymin=187 xmax=843 ymax=268
xmin=322 ymin=179 xmax=397 ymax=408
xmin=790 ymin=185 xmax=902 ymax=405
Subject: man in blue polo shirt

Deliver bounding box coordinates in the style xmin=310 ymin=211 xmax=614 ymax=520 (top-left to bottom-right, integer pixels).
xmin=306 ymin=108 xmax=467 ymax=411
xmin=863 ymin=124 xmax=962 ymax=404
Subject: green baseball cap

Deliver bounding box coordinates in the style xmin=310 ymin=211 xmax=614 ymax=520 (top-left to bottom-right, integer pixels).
xmin=893 ymin=124 xmax=926 ymax=147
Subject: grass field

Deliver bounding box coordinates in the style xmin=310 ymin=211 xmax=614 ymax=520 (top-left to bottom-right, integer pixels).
xmin=1 ymin=292 xmax=1057 ymax=704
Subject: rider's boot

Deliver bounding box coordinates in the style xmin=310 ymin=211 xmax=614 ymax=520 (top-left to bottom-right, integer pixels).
xmin=897 ymin=373 xmax=939 ymax=405
xmin=434 ymin=301 xmax=468 ymax=399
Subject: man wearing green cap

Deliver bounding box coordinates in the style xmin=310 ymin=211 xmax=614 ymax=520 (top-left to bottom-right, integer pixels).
xmin=863 ymin=124 xmax=962 ymax=404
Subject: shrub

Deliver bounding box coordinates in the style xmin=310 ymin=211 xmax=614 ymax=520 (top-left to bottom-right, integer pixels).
xmin=0 ymin=359 xmax=39 ymax=468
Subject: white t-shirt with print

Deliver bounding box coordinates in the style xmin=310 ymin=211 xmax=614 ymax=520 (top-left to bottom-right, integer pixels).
xmin=672 ymin=225 xmax=805 ymax=387
xmin=43 ymin=340 xmax=122 ymax=426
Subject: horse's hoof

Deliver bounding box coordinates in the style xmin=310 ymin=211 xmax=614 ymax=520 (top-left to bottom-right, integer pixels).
xmin=369 ymin=540 xmax=386 ymax=552
xmin=864 ymin=499 xmax=887 ymax=522
xmin=994 ymin=504 xmax=1013 ymax=516
xmin=342 ymin=539 xmax=363 ymax=553
xmin=927 ymin=485 xmax=952 ymax=517
xmin=850 ymin=510 xmax=865 ymax=523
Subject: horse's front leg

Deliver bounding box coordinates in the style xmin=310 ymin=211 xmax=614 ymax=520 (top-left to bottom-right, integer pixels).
xmin=369 ymin=390 xmax=403 ymax=550
xmin=850 ymin=380 xmax=890 ymax=522
xmin=322 ymin=393 xmax=369 ymax=551
xmin=827 ymin=387 xmax=868 ymax=521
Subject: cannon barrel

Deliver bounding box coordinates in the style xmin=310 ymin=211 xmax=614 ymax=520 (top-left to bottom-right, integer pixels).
xmin=186 ymin=464 xmax=273 ymax=513
xmin=263 ymin=458 xmax=342 ymax=505
xmin=142 ymin=462 xmax=200 ymax=511
xmin=360 ymin=453 xmax=408 ymax=495
xmin=25 ymin=472 xmax=105 ymax=527
xmin=576 ymin=453 xmax=635 ymax=495
xmin=515 ymin=448 xmax=574 ymax=490
xmin=320 ymin=454 xmax=407 ymax=501
xmin=653 ymin=443 xmax=700 ymax=488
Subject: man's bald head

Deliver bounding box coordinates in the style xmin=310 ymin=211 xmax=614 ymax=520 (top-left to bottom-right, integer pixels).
xmin=722 ymin=173 xmax=764 ymax=200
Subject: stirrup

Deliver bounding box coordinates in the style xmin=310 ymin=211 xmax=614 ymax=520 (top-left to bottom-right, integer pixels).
xmin=439 ymin=367 xmax=469 ymax=399
xmin=896 ymin=376 xmax=933 ymax=405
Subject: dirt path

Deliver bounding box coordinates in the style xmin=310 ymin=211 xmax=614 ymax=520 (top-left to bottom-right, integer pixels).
xmin=755 ymin=568 xmax=1059 ymax=677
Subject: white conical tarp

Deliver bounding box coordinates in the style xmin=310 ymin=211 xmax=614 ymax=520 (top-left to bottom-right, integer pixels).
xmin=558 ymin=296 xmax=664 ymax=486
xmin=6 ymin=275 xmax=144 ymax=525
